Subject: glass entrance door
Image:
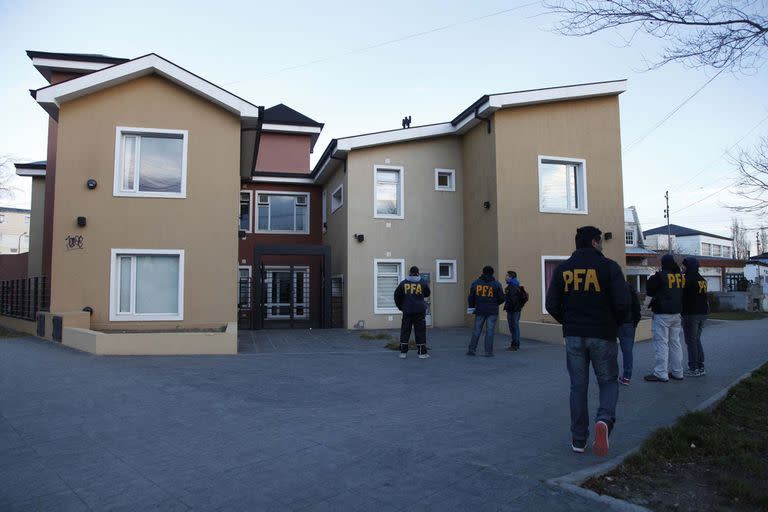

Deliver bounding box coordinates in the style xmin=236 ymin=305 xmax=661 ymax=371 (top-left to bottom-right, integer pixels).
xmin=265 ymin=266 xmax=309 ymax=320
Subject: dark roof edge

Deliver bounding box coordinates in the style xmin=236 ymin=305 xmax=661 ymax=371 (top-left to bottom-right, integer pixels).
xmin=26 ymin=50 xmax=129 ymax=64
xmin=14 ymin=161 xmax=46 ymax=170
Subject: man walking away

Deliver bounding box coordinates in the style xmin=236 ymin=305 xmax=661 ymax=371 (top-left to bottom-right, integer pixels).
xmin=681 ymin=257 xmax=708 ymax=377
xmin=618 ymin=281 xmax=642 ymax=385
xmin=546 ymin=226 xmax=627 ymax=457
xmin=504 ymin=271 xmax=525 ymax=351
xmin=644 ymin=254 xmax=685 ymax=382
xmin=467 ymin=266 xmax=505 ymax=357
xmin=394 ymin=266 xmax=431 ymax=359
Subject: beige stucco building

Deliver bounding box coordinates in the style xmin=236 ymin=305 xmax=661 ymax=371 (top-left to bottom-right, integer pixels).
xmin=314 ymin=81 xmax=628 ymax=331
xmin=0 ymin=207 xmax=31 ymax=255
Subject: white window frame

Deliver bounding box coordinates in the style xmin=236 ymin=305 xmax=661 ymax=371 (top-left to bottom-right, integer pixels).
xmin=238 ymin=265 xmax=252 ymax=308
xmin=537 ymin=155 xmax=588 ymax=215
xmin=701 ymin=242 xmax=712 ymax=256
xmin=373 ymin=165 xmax=405 ymax=220
xmin=625 ymin=229 xmax=635 ymax=246
xmin=434 ymin=168 xmax=456 ymax=192
xmin=264 ymin=265 xmax=310 ymax=320
xmin=0 ymin=214 xmax=5 ymax=223
xmin=541 ymin=255 xmax=569 ymax=314
xmin=254 ymin=190 xmax=311 ymax=235
xmin=109 ymin=249 xmax=185 ymax=322
xmin=331 ymin=184 xmax=344 ymax=213
xmin=374 ymin=258 xmax=405 ymax=314
xmin=113 ymin=126 xmax=189 ymax=199
xmin=435 ymin=259 xmax=457 ymax=283
xmin=240 ymin=190 xmax=253 ymax=233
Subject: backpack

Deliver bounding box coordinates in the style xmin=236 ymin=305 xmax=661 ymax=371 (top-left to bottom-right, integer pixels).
xmin=518 ymin=286 xmax=529 ymax=309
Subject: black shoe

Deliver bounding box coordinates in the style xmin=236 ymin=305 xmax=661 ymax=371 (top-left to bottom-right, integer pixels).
xmin=644 ymin=374 xmax=669 ymax=382
xmin=466 ymin=351 xmax=476 ymax=356
xmin=571 ymin=438 xmax=587 ymax=453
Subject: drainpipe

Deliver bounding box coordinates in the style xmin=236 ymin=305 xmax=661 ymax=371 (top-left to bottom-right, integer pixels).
xmin=250 ymin=106 xmax=265 ymax=176
xmin=475 ymin=106 xmax=492 ymax=134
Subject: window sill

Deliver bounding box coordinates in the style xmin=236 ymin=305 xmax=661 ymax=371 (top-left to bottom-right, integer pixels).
xmin=373 ymin=214 xmax=404 ymax=220
xmin=374 ymin=309 xmax=401 ymax=315
xmin=436 ymin=278 xmax=457 ymax=283
xmin=538 ymin=208 xmax=589 ymax=215
xmin=109 ymin=314 xmax=183 ymax=322
xmin=113 ymin=192 xmax=187 ymax=199
xmin=254 ymin=230 xmax=311 ymax=235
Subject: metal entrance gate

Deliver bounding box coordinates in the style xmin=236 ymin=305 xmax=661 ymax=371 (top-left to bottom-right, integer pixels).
xmin=238 ymin=245 xmax=333 ymax=330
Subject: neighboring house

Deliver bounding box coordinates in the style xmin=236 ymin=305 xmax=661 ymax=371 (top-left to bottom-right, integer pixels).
xmin=745 ymin=252 xmax=768 ymax=295
xmin=644 ymin=224 xmax=734 ymax=258
xmin=0 ymin=207 xmax=31 ymax=254
xmin=311 ymin=80 xmax=629 ymax=330
xmin=624 ymin=206 xmax=656 ymax=294
xmin=20 ymin=50 xmax=262 ymax=346
xmin=13 ymin=161 xmax=46 ymax=276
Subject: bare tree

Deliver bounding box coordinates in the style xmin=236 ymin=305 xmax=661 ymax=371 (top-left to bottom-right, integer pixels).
xmin=0 ymin=155 xmax=17 ymax=199
xmin=547 ymin=0 xmax=768 ymax=72
xmin=731 ymin=217 xmax=751 ymax=259
xmin=760 ymin=227 xmax=768 ymax=254
xmin=730 ymin=136 xmax=768 ymax=216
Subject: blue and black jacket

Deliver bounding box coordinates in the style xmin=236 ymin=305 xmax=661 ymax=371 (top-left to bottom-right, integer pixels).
xmin=394 ymin=276 xmax=431 ymax=315
xmin=647 ymin=254 xmax=684 ymax=315
xmin=545 ymin=247 xmax=628 ymax=342
xmin=682 ymin=257 xmax=709 ymax=316
xmin=468 ymin=274 xmax=505 ymax=316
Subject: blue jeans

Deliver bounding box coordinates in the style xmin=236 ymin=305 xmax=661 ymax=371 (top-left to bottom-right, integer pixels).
xmin=618 ymin=323 xmax=636 ymax=379
xmin=468 ymin=314 xmax=498 ymax=355
xmin=565 ymin=337 xmax=619 ymax=443
xmin=507 ymin=311 xmax=521 ymax=348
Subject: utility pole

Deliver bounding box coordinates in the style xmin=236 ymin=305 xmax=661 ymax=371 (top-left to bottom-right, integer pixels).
xmin=758 ymin=231 xmax=762 ymax=256
xmin=663 ymin=191 xmax=671 ymax=254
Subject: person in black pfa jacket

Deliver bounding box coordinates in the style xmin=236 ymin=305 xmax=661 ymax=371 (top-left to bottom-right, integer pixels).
xmin=618 ymin=281 xmax=642 ymax=386
xmin=466 ymin=266 xmax=505 ymax=357
xmin=644 ymin=254 xmax=685 ymax=382
xmin=681 ymin=257 xmax=708 ymax=377
xmin=394 ymin=266 xmax=431 ymax=359
xmin=503 ymin=271 xmax=525 ymax=351
xmin=545 ymin=226 xmax=627 ymax=457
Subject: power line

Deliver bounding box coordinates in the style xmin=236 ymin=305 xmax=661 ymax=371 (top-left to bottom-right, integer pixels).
xmin=674 ymin=110 xmax=768 ymax=188
xmin=672 ymin=180 xmax=737 ymax=214
xmin=622 ymin=67 xmax=725 ymax=154
xmin=223 ymin=1 xmax=542 ymax=86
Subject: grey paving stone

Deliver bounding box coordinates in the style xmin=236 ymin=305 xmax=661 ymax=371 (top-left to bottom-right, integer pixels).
xmin=1 ymin=318 xmax=766 ymax=511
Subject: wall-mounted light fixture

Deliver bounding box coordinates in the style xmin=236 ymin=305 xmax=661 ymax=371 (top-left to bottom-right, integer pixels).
xmin=86 ymin=178 xmax=98 ymax=190
xmin=77 ymin=216 xmax=86 ymax=227
xmin=604 ymin=232 xmax=613 ymax=241
xmin=354 ymin=233 xmax=365 ymax=243
xmin=483 ymin=201 xmax=491 ymax=210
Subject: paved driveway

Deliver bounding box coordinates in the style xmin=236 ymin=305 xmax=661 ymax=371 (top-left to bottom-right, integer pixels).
xmin=2 ymin=319 xmax=767 ymax=511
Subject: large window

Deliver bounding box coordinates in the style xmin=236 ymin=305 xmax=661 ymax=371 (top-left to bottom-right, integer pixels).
xmin=712 ymin=244 xmax=722 ymax=257
xmin=256 ymin=192 xmax=309 ymax=234
xmin=701 ymin=243 xmax=712 ymax=256
xmin=541 ymin=256 xmax=569 ymax=313
xmin=110 ymin=249 xmax=184 ymax=321
xmin=538 ymin=156 xmax=587 ymax=214
xmin=374 ymin=259 xmax=404 ymax=314
xmin=625 ymin=229 xmax=635 ymax=246
xmin=113 ymin=127 xmax=188 ymax=198
xmin=722 ymin=246 xmax=732 ymax=258
xmin=240 ymin=191 xmax=252 ymax=232
xmin=374 ymin=166 xmax=404 ymax=219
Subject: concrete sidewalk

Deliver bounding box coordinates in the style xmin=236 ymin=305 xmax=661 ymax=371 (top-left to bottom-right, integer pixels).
xmin=1 ymin=319 xmax=766 ymax=511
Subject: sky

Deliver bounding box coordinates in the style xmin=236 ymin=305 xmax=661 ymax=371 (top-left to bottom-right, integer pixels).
xmin=1 ymin=0 xmax=766 ymax=252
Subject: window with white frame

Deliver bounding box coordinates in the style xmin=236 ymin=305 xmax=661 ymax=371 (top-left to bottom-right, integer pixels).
xmin=542 ymin=256 xmax=569 ymax=313
xmin=374 ymin=166 xmax=404 ymax=218
xmin=331 ymin=184 xmax=344 ymax=213
xmin=434 ymin=168 xmax=455 ymax=192
xmin=238 ymin=266 xmax=251 ymax=308
xmin=374 ymin=259 xmax=404 ymax=313
xmin=0 ymin=214 xmax=5 ymax=223
xmin=712 ymin=244 xmax=722 ymax=257
xmin=240 ymin=191 xmax=252 ymax=232
xmin=114 ymin=127 xmax=188 ymax=198
xmin=110 ymin=249 xmax=184 ymax=321
xmin=722 ymin=246 xmax=732 ymax=258
xmin=701 ymin=243 xmax=712 ymax=256
xmin=625 ymin=229 xmax=635 ymax=246
xmin=256 ymin=192 xmax=309 ymax=233
xmin=436 ymin=259 xmax=457 ymax=283
xmin=538 ymin=156 xmax=587 ymax=214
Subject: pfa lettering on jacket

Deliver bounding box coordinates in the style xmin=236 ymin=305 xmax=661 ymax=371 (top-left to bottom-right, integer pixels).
xmin=666 ymin=274 xmax=686 ymax=289
xmin=404 ymin=283 xmax=423 ymax=295
xmin=698 ymin=280 xmax=707 ymax=293
xmin=475 ymin=285 xmax=495 ymax=297
xmin=562 ymin=269 xmax=601 ymax=292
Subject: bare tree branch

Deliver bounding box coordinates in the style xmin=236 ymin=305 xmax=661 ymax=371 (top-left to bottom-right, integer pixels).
xmin=730 ymin=136 xmax=768 ymax=216
xmin=0 ymin=155 xmax=19 ymax=200
xmin=731 ymin=217 xmax=752 ymax=259
xmin=546 ymin=0 xmax=768 ymax=72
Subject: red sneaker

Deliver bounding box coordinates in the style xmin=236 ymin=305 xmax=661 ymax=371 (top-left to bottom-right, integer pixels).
xmin=593 ymin=421 xmax=610 ymax=457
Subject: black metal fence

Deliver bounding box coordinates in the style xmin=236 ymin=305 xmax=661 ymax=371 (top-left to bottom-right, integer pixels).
xmin=0 ymin=276 xmax=50 ymax=321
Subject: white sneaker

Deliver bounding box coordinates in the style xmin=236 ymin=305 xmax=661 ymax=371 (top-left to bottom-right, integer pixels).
xmin=399 ymin=353 xmax=407 ymax=359
xmin=418 ymin=353 xmax=430 ymax=359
